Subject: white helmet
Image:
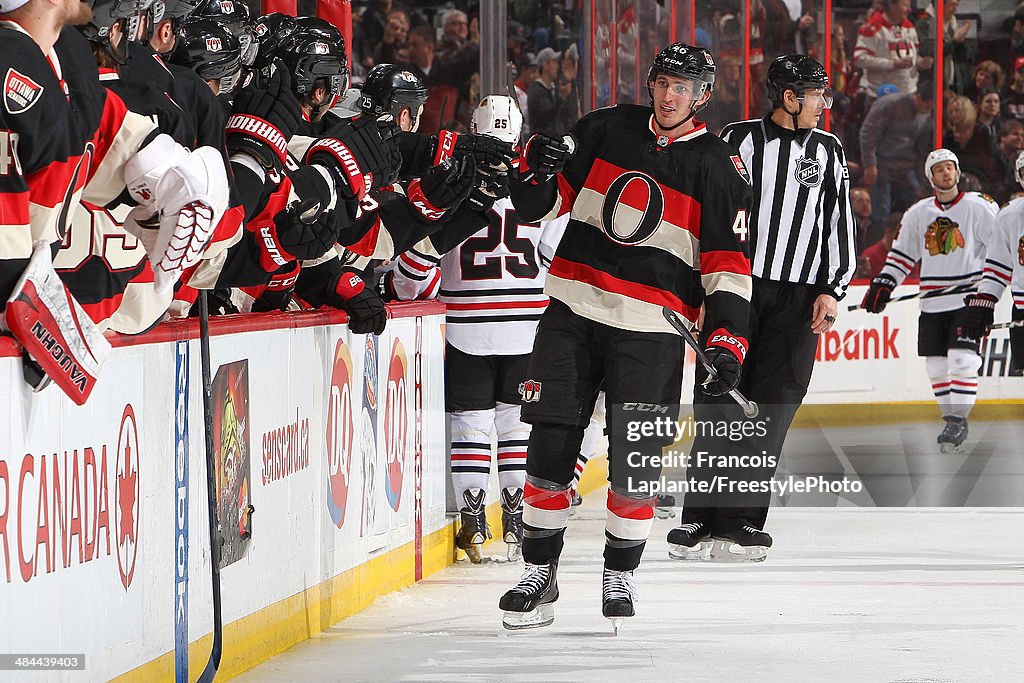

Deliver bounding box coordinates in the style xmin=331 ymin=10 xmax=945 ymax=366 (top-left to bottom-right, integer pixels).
xmin=1016 ymin=150 xmax=1024 ymax=190
xmin=470 ymin=96 xmax=523 ymax=145
xmin=924 ymin=148 xmax=961 ymax=190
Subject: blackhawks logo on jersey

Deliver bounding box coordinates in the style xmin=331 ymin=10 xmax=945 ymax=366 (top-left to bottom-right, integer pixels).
xmin=1018 ymin=236 xmax=1024 ymax=267
xmin=924 ymin=216 xmax=965 ymax=256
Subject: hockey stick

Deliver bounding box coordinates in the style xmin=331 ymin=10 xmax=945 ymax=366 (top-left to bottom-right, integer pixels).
xmin=846 ymin=282 xmax=975 ymax=311
xmin=196 ymin=290 xmax=223 ymax=683
xmin=661 ymin=307 xmax=759 ymax=418
xmin=988 ymin=320 xmax=1024 ymax=331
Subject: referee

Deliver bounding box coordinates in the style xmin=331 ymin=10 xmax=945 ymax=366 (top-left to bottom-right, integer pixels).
xmin=668 ymin=55 xmax=856 ymax=561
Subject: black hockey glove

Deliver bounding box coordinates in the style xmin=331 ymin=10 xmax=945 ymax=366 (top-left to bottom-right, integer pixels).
xmin=957 ymin=293 xmax=998 ymax=339
xmin=407 ymin=155 xmax=477 ymax=220
xmin=699 ymin=328 xmax=747 ymax=396
xmin=225 ymin=63 xmax=302 ymax=172
xmin=862 ymin=274 xmax=897 ymax=314
xmin=265 ymin=198 xmax=339 ymax=263
xmin=700 ymin=347 xmax=742 ymax=397
xmin=453 ymin=134 xmax=515 ymax=171
xmin=374 ymin=115 xmax=404 ymax=186
xmin=306 ymin=115 xmax=402 ymax=202
xmin=519 ymin=133 xmax=575 ymax=183
xmin=333 ymin=270 xmax=387 ymax=335
xmin=466 ymin=164 xmax=510 ymax=212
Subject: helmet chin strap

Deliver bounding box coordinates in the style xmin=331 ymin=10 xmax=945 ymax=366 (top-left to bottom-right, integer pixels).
xmin=782 ymin=98 xmax=804 ymax=131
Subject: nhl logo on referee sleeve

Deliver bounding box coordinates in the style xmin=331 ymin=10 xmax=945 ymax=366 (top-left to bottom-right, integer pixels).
xmin=4 ymin=68 xmax=43 ymax=115
xmin=794 ymin=156 xmax=822 ymax=188
xmin=519 ymin=379 xmax=542 ymax=403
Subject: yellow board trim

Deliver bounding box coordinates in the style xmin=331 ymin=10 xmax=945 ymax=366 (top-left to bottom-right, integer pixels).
xmin=791 ymin=399 xmax=1024 ymax=428
xmin=111 ymin=455 xmax=610 ymax=682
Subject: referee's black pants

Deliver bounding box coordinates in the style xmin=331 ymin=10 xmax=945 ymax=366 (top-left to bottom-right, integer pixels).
xmin=682 ymin=279 xmax=819 ymax=533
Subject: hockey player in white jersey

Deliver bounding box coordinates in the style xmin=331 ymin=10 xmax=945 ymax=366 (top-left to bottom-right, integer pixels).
xmin=390 ymin=96 xmax=570 ymax=563
xmin=962 ymin=151 xmax=1024 ymax=374
xmin=862 ymin=149 xmax=999 ymax=451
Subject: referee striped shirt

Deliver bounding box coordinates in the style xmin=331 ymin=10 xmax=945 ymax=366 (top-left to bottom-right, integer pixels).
xmin=721 ymin=115 xmax=856 ymax=299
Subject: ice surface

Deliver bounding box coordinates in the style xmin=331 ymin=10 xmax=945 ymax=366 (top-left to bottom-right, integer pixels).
xmin=237 ymin=493 xmax=1023 ymax=681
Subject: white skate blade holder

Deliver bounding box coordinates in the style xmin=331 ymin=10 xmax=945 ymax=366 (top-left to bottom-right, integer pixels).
xmin=609 ymin=617 xmax=624 ymax=636
xmin=505 ymin=542 xmax=522 ymax=563
xmin=710 ymin=539 xmax=769 ymax=562
xmin=502 ymin=603 xmax=555 ymax=630
xmin=668 ymin=540 xmax=713 ymax=561
xmin=654 ymin=506 xmax=676 ymax=520
xmin=939 ymin=441 xmax=966 ymax=455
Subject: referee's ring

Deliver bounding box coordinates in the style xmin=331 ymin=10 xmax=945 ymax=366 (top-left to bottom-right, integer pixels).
xmin=824 ymin=314 xmax=837 ymax=324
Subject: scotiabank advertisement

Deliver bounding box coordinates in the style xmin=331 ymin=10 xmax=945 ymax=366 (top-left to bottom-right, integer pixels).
xmin=806 ymin=284 xmax=1024 ymax=403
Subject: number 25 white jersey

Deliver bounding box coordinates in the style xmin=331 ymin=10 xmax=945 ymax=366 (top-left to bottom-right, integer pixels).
xmin=392 ymin=197 xmax=569 ymax=355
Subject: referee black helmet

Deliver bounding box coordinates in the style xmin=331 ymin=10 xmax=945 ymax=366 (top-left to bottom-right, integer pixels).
xmin=766 ymin=54 xmax=830 ymax=106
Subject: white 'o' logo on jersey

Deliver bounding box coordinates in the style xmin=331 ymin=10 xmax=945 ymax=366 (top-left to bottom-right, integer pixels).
xmin=601 ymin=172 xmax=665 ymax=245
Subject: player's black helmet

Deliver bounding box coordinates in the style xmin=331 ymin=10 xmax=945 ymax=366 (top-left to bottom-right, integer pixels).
xmin=278 ymin=29 xmax=348 ymax=102
xmin=80 ymin=0 xmax=143 ymax=63
xmin=150 ymin=0 xmax=200 ymax=30
xmin=359 ymin=63 xmax=428 ymax=122
xmin=192 ymin=0 xmax=256 ymax=66
xmin=766 ymin=54 xmax=830 ymax=105
xmin=646 ymin=43 xmax=717 ymax=94
xmin=251 ymin=12 xmax=299 ymax=71
xmin=169 ymin=16 xmax=241 ymax=86
xmin=293 ymin=16 xmax=345 ymax=45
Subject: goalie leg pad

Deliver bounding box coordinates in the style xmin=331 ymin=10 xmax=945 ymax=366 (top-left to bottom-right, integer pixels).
xmin=2 ymin=245 xmax=111 ymax=405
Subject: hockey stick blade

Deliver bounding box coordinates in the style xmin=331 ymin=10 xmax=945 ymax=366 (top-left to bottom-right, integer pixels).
xmin=846 ymin=283 xmax=975 ymax=311
xmin=661 ymin=307 xmax=758 ymax=418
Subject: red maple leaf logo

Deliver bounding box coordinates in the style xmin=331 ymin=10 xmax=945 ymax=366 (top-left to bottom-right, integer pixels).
xmin=118 ymin=441 xmax=137 ymax=547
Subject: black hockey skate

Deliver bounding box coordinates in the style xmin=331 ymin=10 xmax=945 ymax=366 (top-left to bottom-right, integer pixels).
xmin=655 ymin=493 xmax=677 ymax=519
xmin=938 ymin=415 xmax=968 ymax=454
xmin=455 ymin=488 xmax=491 ymax=564
xmin=501 ymin=487 xmax=524 ymax=562
xmin=602 ymin=568 xmax=638 ymax=635
xmin=500 ymin=560 xmax=559 ymax=630
xmin=711 ymin=525 xmax=773 ymax=562
xmin=667 ymin=520 xmax=713 ymax=560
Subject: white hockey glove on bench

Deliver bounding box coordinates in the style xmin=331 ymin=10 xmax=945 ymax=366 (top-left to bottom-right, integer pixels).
xmin=123 ymin=134 xmax=230 ymax=293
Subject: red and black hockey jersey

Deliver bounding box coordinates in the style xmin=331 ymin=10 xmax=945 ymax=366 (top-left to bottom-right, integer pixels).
xmin=513 ymin=104 xmax=753 ymax=338
xmin=0 ymin=25 xmax=156 ymax=304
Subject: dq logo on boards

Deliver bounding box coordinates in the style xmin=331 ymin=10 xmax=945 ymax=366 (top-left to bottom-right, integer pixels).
xmin=326 ymin=338 xmax=355 ymax=529
xmin=383 ymin=339 xmax=409 ymax=512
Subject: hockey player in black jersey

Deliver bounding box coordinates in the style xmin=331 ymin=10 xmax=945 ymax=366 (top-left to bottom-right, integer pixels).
xmin=499 ymin=43 xmax=753 ymax=631
xmin=0 ymin=0 xmax=228 ymax=403
xmin=278 ymin=18 xmax=348 ymax=136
